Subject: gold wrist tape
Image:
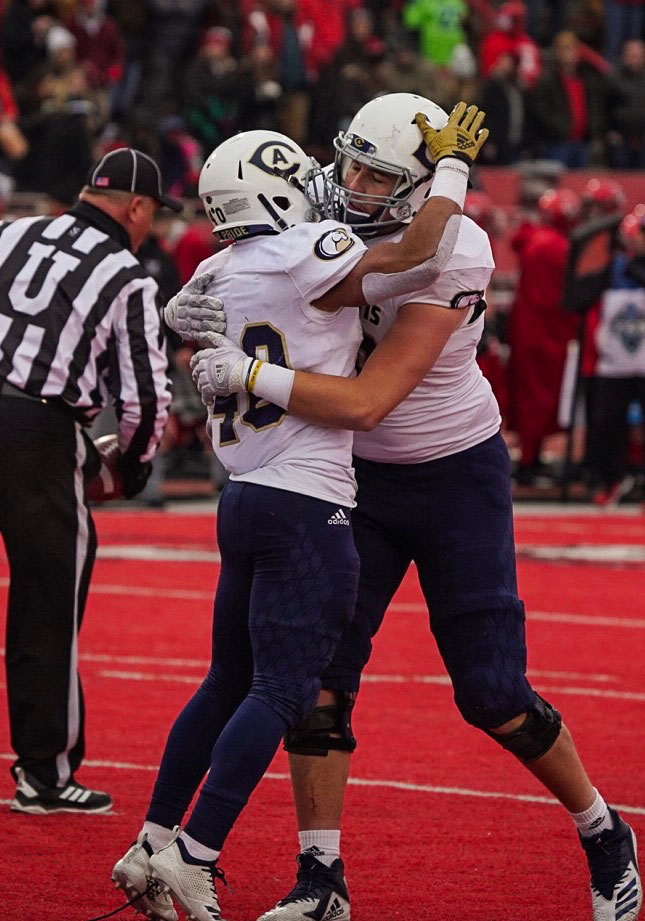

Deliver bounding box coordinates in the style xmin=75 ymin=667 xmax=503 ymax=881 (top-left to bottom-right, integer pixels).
xmin=247 ymin=359 xmax=264 ymax=393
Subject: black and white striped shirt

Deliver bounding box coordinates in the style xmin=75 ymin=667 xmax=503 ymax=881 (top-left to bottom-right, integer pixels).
xmin=0 ymin=201 xmax=171 ymax=461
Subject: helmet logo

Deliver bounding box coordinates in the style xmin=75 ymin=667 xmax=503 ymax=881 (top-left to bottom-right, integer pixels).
xmin=346 ymin=133 xmax=377 ymax=156
xmin=392 ymin=203 xmax=412 ymax=220
xmin=313 ymin=228 xmax=356 ymax=260
xmin=249 ymin=140 xmax=301 ymax=178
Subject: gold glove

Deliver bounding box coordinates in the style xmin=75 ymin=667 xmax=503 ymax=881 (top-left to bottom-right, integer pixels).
xmin=415 ymin=101 xmax=489 ymax=166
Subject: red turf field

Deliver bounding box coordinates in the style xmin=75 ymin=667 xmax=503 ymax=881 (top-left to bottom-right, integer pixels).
xmin=1 ymin=504 xmax=644 ymax=921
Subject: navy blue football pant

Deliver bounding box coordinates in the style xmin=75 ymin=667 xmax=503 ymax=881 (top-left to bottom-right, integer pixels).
xmin=323 ymin=433 xmax=537 ymax=730
xmin=146 ymin=482 xmax=360 ymax=849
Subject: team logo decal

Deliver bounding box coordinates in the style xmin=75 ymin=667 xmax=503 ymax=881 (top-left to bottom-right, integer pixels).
xmin=450 ymin=289 xmax=487 ymax=324
xmin=313 ymin=228 xmax=356 ymax=260
xmin=346 ymin=133 xmax=377 ymax=156
xmin=249 ymin=140 xmax=300 ymax=178
xmin=609 ymin=302 xmax=645 ymax=354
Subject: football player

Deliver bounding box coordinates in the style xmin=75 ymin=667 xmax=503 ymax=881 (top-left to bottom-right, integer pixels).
xmin=189 ymin=93 xmax=642 ymax=921
xmin=111 ymin=104 xmax=488 ymax=921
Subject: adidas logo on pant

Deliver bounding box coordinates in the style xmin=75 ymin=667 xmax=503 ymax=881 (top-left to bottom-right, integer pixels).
xmin=328 ymin=509 xmax=349 ymax=526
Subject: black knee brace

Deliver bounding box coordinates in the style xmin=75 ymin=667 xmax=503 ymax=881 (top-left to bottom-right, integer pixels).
xmin=485 ymin=695 xmax=562 ymax=763
xmin=284 ymin=692 xmax=357 ymax=757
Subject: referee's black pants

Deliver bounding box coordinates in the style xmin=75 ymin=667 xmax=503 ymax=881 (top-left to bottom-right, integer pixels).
xmin=0 ymin=396 xmax=98 ymax=789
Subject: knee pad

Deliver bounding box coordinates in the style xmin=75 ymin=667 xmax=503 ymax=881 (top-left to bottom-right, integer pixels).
xmin=485 ymin=695 xmax=562 ymax=763
xmin=284 ymin=692 xmax=357 ymax=757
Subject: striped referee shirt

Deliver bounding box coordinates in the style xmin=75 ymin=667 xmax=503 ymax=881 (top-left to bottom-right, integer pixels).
xmin=0 ymin=201 xmax=171 ymax=462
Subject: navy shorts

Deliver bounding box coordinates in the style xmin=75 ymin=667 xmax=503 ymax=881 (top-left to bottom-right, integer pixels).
xmin=212 ymin=482 xmax=360 ymax=725
xmin=323 ymin=433 xmax=536 ymax=728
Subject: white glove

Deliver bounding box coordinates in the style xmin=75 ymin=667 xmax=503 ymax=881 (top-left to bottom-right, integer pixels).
xmin=164 ymin=271 xmax=227 ymax=345
xmin=190 ymin=334 xmax=257 ymax=406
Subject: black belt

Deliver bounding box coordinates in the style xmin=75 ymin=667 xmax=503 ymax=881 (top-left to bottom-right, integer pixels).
xmin=0 ymin=379 xmax=48 ymax=402
xmin=0 ymin=379 xmax=88 ymax=423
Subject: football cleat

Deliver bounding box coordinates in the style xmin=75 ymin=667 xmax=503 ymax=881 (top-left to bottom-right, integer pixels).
xmin=580 ymin=807 xmax=642 ymax=921
xmin=112 ymin=831 xmax=178 ymax=921
xmin=10 ymin=766 xmax=112 ymax=814
xmin=149 ymin=831 xmax=227 ymax=921
xmin=256 ymin=851 xmax=350 ymax=921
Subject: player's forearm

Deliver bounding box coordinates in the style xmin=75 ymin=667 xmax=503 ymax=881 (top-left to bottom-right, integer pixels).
xmin=287 ymin=371 xmax=385 ymax=430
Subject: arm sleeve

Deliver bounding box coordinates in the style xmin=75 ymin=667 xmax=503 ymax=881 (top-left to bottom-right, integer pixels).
xmin=390 ymin=219 xmax=495 ymax=312
xmin=112 ymin=276 xmax=172 ymax=462
xmin=283 ymin=220 xmax=367 ymax=303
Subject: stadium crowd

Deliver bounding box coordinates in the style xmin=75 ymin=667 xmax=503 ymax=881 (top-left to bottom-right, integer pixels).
xmin=2 ymin=0 xmax=645 ymax=200
xmin=0 ymin=0 xmax=643 ymax=505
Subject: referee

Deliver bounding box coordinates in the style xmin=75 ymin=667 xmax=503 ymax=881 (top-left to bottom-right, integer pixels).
xmin=0 ymin=148 xmax=179 ymax=813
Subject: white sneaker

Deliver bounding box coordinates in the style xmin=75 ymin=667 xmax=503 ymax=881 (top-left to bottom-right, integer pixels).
xmin=256 ymin=851 xmax=350 ymax=921
xmin=112 ymin=832 xmax=178 ymax=921
xmin=149 ymin=832 xmax=226 ymax=921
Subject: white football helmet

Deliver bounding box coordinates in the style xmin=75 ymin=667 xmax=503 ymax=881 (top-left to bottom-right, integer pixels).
xmin=310 ymin=93 xmax=449 ymax=237
xmin=199 ymin=129 xmax=320 ymax=241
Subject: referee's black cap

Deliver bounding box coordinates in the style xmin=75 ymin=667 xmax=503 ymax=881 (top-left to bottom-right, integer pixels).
xmin=87 ymin=148 xmax=184 ymax=213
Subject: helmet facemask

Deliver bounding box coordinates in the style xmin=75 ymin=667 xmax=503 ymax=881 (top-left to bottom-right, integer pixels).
xmin=308 ymin=131 xmax=435 ymax=238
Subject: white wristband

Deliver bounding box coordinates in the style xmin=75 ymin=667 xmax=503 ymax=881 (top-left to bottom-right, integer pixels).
xmin=249 ymin=361 xmax=295 ymax=410
xmin=427 ymin=158 xmax=469 ymax=209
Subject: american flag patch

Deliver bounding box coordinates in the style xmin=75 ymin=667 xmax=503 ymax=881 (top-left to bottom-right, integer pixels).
xmin=95 ymin=177 xmax=110 ymax=187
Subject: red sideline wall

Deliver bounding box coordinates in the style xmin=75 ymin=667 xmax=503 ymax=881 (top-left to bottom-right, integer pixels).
xmin=476 ymin=167 xmax=645 ymax=273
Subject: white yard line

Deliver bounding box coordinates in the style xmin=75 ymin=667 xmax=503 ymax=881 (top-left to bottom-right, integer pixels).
xmin=1 ymin=753 xmax=643 ymax=816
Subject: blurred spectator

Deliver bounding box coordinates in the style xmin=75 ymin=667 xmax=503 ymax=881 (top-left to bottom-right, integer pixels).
xmin=479 ymin=1 xmax=541 ymax=89
xmin=0 ymin=68 xmax=29 ymax=201
xmin=44 ymin=25 xmax=92 ymax=110
xmin=0 ymin=0 xmax=59 ymax=90
xmin=507 ymin=187 xmax=582 ymax=483
xmin=581 ymin=176 xmax=627 ymax=220
xmin=183 ymin=26 xmax=254 ymax=151
xmin=578 ymin=176 xmax=627 ymax=485
xmin=378 ymin=32 xmax=445 ymax=100
xmin=478 ymin=49 xmax=529 ymax=164
xmin=157 ymin=115 xmax=202 ymax=199
xmin=241 ymin=0 xmax=311 ymax=143
xmin=106 ymin=0 xmax=148 ymax=124
xmin=402 ymin=0 xmax=467 ymax=67
xmin=309 ymin=26 xmax=389 ymax=150
xmin=13 ymin=63 xmax=93 ymax=205
xmin=172 ymin=207 xmax=219 ymax=284
xmin=529 ymin=30 xmax=608 ymax=168
xmin=605 ymin=39 xmax=645 ymax=170
xmin=297 ymin=0 xmax=361 ymax=81
xmin=243 ymin=43 xmax=284 ymax=131
xmin=586 ymin=211 xmax=645 ymax=504
xmin=66 ymin=0 xmax=126 ymax=125
xmin=524 ymin=0 xmax=566 ymax=45
xmin=603 ymin=0 xmax=645 ymax=68
xmin=136 ymin=0 xmax=207 ymax=124
xmin=437 ymin=41 xmax=480 ymax=112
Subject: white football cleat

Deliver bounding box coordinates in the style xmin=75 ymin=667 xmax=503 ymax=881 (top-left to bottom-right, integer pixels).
xmin=149 ymin=832 xmax=226 ymax=921
xmin=112 ymin=831 xmax=178 ymax=921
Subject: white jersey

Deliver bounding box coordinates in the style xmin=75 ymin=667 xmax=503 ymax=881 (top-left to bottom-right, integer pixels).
xmin=595 ymin=287 xmax=645 ymax=377
xmin=193 ymin=220 xmax=365 ymax=506
xmin=353 ymin=216 xmax=501 ymax=464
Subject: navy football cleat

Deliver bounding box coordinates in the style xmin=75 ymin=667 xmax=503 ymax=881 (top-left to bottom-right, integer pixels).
xmin=580 ymin=808 xmax=642 ymax=921
xmin=256 ymin=850 xmax=350 ymax=921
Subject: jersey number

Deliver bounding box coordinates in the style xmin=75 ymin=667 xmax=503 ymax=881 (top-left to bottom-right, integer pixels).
xmin=212 ymin=323 xmax=289 ymax=446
